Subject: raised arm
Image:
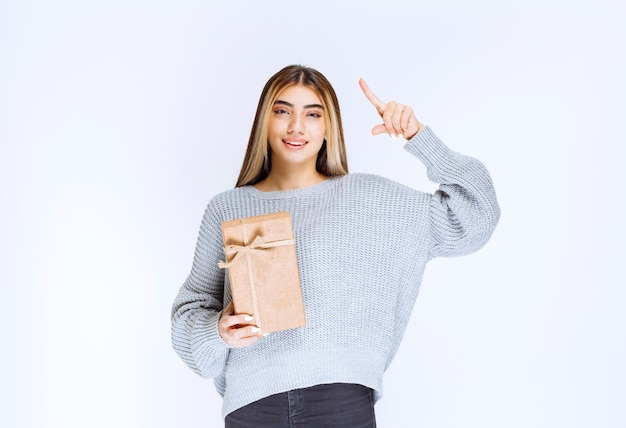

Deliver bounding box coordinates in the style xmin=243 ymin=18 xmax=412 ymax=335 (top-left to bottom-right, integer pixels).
xmin=359 ymin=77 xmax=500 ymax=257
xmin=406 ymin=127 xmax=500 ymax=258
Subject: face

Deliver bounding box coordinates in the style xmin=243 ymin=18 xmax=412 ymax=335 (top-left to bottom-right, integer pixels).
xmin=267 ymin=84 xmax=326 ymax=171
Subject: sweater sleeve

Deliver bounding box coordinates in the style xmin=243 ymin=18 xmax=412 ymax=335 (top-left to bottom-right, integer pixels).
xmin=171 ymin=203 xmax=230 ymax=379
xmin=403 ymin=126 xmax=500 ymax=258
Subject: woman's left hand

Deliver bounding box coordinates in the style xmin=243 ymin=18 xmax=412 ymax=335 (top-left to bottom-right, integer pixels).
xmin=359 ymin=78 xmax=424 ymax=141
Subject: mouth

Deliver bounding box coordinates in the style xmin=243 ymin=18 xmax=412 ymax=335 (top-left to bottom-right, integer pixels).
xmin=283 ymin=138 xmax=308 ymax=147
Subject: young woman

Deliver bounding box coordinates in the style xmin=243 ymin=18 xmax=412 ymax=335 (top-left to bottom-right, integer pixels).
xmin=171 ymin=65 xmax=500 ymax=427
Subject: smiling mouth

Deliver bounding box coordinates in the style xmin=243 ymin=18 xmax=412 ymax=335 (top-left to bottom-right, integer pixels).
xmin=283 ymin=139 xmax=307 ymax=147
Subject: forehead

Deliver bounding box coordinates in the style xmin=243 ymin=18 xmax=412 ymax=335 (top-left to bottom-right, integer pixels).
xmin=275 ymin=84 xmax=323 ymax=106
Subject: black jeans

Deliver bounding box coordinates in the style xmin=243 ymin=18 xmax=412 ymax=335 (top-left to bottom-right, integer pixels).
xmin=225 ymin=383 xmax=377 ymax=428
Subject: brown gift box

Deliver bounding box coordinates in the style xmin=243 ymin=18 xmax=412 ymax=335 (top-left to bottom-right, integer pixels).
xmin=218 ymin=211 xmax=306 ymax=333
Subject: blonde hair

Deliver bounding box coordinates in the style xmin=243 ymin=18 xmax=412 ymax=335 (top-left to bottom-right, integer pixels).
xmin=235 ymin=65 xmax=348 ymax=187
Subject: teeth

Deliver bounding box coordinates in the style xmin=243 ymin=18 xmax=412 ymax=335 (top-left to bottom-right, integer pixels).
xmin=285 ymin=140 xmax=306 ymax=146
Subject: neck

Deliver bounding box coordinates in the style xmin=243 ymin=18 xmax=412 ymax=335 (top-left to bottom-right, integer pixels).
xmin=255 ymin=166 xmax=328 ymax=192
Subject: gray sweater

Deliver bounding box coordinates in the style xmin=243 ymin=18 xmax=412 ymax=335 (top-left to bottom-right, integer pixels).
xmin=171 ymin=127 xmax=500 ymax=418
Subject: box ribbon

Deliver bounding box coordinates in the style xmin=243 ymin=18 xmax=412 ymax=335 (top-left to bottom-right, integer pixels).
xmin=218 ymin=221 xmax=295 ymax=330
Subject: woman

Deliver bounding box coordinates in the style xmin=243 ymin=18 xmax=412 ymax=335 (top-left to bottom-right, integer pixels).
xmin=171 ymin=65 xmax=500 ymax=427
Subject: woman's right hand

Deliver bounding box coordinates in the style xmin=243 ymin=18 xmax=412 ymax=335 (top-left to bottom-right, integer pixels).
xmin=218 ymin=302 xmax=264 ymax=348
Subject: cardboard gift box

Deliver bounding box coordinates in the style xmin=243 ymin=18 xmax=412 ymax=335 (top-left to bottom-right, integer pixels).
xmin=218 ymin=211 xmax=306 ymax=333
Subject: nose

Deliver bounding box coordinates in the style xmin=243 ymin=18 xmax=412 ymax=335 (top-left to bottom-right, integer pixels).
xmin=288 ymin=114 xmax=304 ymax=134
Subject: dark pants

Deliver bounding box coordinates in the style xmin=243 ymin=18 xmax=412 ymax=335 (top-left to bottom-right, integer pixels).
xmin=225 ymin=383 xmax=377 ymax=428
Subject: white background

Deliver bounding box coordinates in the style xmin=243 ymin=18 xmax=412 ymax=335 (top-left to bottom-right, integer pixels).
xmin=2 ymin=0 xmax=625 ymax=427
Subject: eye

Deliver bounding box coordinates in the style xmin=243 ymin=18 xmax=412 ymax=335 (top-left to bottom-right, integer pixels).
xmin=307 ymin=111 xmax=323 ymax=118
xmin=273 ymin=108 xmax=289 ymax=115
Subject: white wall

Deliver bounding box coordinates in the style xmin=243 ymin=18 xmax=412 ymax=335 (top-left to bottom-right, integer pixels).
xmin=1 ymin=0 xmax=625 ymax=427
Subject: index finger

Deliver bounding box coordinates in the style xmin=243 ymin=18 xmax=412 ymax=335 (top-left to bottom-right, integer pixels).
xmin=359 ymin=78 xmax=385 ymax=112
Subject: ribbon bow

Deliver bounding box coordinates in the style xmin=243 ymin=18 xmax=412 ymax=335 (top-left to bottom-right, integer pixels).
xmin=218 ymin=236 xmax=294 ymax=269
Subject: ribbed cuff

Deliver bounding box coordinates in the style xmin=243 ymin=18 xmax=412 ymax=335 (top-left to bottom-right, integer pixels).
xmin=403 ymin=126 xmax=454 ymax=171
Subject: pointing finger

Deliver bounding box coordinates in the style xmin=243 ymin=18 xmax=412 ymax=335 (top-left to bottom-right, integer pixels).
xmin=359 ymin=78 xmax=386 ymax=114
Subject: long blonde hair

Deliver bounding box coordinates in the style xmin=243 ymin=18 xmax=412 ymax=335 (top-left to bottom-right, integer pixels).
xmin=235 ymin=65 xmax=348 ymax=187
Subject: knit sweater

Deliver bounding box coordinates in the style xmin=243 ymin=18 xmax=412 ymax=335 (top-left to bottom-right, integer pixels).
xmin=171 ymin=127 xmax=500 ymax=418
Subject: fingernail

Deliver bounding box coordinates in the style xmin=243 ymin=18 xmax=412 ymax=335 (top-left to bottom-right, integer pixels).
xmin=244 ymin=316 xmax=253 ymax=321
xmin=251 ymin=327 xmax=260 ymax=333
xmin=389 ymin=134 xmax=396 ymax=141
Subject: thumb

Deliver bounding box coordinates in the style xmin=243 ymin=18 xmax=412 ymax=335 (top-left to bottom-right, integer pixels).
xmin=371 ymin=124 xmax=388 ymax=136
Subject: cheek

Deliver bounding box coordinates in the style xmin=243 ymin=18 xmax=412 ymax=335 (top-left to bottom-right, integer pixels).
xmin=267 ymin=120 xmax=282 ymax=139
xmin=314 ymin=121 xmax=327 ymax=139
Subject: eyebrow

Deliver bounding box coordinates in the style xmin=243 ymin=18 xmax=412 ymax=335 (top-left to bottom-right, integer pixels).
xmin=274 ymin=99 xmax=325 ymax=110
